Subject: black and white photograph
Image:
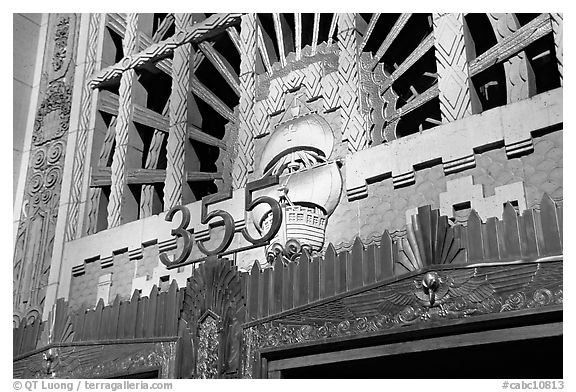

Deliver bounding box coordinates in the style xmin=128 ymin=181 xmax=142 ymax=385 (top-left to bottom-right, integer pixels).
xmin=11 ymin=10 xmax=564 ymax=383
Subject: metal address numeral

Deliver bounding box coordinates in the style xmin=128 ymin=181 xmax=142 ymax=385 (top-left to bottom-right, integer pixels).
xmin=242 ymin=196 xmax=283 ymax=245
xmin=159 ymin=205 xmax=193 ymax=267
xmin=196 ymin=210 xmax=235 ymax=256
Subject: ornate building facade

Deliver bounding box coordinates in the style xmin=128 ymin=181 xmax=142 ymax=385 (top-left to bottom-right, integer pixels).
xmin=13 ymin=13 xmax=562 ymax=378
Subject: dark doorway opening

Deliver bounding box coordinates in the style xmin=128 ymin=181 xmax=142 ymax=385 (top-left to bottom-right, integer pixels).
xmin=281 ymin=335 xmax=562 ymax=379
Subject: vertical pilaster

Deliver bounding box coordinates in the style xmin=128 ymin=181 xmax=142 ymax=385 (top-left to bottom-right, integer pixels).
xmin=13 ymin=14 xmax=79 ymax=322
xmin=551 ymin=13 xmax=563 ymax=85
xmin=233 ymin=13 xmax=257 ymax=189
xmin=337 ymin=13 xmax=368 ymax=153
xmin=433 ymin=13 xmax=480 ymax=123
xmin=65 ymin=13 xmax=103 ymax=240
xmin=107 ymin=13 xmax=138 ymax=227
xmin=164 ymin=14 xmax=192 ymax=209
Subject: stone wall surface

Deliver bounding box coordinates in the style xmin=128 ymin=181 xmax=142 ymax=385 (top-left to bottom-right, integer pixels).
xmin=68 ymin=262 xmax=99 ymax=311
xmin=327 ymin=129 xmax=562 ymax=251
xmin=108 ymin=253 xmax=136 ymax=302
xmin=68 ymin=253 xmax=135 ymax=311
xmin=521 ymin=131 xmax=563 ymax=207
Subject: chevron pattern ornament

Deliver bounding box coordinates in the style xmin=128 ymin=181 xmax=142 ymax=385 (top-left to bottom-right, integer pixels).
xmin=432 ymin=13 xmax=477 ymax=123
xmin=164 ymin=14 xmax=194 ymax=209
xmin=321 ymin=71 xmax=339 ymax=112
xmin=107 ymin=13 xmax=138 ymax=228
xmin=233 ymin=14 xmax=258 ymax=189
xmin=264 ymin=78 xmax=286 ymax=116
xmin=65 ymin=13 xmax=102 ymax=240
xmin=551 ymin=13 xmax=563 ymax=86
xmin=284 ymin=68 xmax=305 ymax=91
xmin=89 ymin=13 xmax=242 ymax=89
xmin=487 ymin=13 xmax=536 ymax=103
xmin=303 ymin=62 xmax=323 ymax=101
xmin=338 ymin=14 xmax=369 ymax=153
xmin=252 ymin=100 xmax=269 ymax=137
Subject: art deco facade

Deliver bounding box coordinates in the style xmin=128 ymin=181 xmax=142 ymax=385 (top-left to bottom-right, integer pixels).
xmin=13 ymin=13 xmax=562 ymax=378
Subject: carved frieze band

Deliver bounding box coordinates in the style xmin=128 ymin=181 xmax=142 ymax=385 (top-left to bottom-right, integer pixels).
xmin=107 ymin=13 xmax=138 ymax=228
xmin=232 ymin=14 xmax=257 ymax=189
xmin=345 ymin=88 xmax=562 ymax=200
xmin=242 ymin=261 xmax=562 ymax=377
xmin=89 ymin=13 xmax=242 ymax=89
xmin=65 ymin=13 xmax=102 ymax=241
xmin=433 ymin=13 xmax=479 ymax=123
xmin=13 ymin=342 xmax=177 ymax=379
xmin=164 ymin=14 xmax=193 ymax=209
xmin=338 ymin=13 xmax=369 ymax=153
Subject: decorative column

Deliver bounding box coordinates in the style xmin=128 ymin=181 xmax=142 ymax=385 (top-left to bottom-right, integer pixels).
xmin=337 ymin=13 xmax=369 ymax=153
xmin=164 ymin=14 xmax=193 ymax=209
xmin=107 ymin=13 xmax=138 ymax=227
xmin=432 ymin=13 xmax=481 ymax=123
xmin=232 ymin=13 xmax=257 ymax=189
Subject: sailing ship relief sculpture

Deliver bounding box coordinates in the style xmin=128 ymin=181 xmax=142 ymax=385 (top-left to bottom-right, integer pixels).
xmin=251 ymin=110 xmax=343 ymax=263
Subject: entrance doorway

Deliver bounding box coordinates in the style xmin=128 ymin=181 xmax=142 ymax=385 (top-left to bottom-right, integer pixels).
xmin=262 ymin=314 xmax=562 ymax=379
xmin=281 ymin=335 xmax=562 ymax=379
